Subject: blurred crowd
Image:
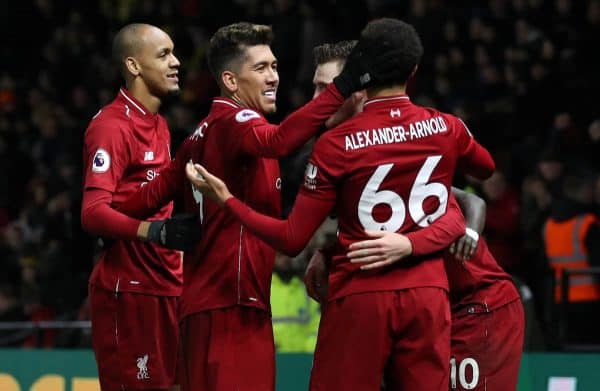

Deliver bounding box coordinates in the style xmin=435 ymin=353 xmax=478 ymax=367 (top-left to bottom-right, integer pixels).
xmin=0 ymin=0 xmax=598 ymax=349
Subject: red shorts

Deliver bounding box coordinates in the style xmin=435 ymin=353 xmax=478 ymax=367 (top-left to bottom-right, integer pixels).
xmin=310 ymin=288 xmax=450 ymax=391
xmin=179 ymin=306 xmax=275 ymax=391
xmin=450 ymin=299 xmax=524 ymax=390
xmin=89 ymin=285 xmax=179 ymax=391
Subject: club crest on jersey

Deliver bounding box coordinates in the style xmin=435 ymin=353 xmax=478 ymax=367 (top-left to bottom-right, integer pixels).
xmin=304 ymin=163 xmax=318 ymax=190
xmin=92 ymin=148 xmax=110 ymax=173
xmin=235 ymin=109 xmax=260 ymax=123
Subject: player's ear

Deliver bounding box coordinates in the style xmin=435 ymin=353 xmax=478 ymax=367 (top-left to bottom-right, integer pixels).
xmin=221 ymin=70 xmax=238 ymax=94
xmin=125 ymin=57 xmax=141 ymax=77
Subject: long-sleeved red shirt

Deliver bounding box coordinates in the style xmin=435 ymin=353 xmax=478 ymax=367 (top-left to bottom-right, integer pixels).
xmin=118 ymin=84 xmax=345 ymax=318
xmin=404 ymin=196 xmax=520 ymax=311
xmin=225 ymin=94 xmax=495 ymax=301
xmin=80 ymin=88 xmax=182 ymax=296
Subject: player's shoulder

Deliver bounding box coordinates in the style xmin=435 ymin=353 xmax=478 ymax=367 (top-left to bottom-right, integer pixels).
xmin=212 ymin=98 xmax=266 ymax=126
xmin=84 ymin=103 xmax=131 ymax=140
xmin=312 ymin=116 xmax=361 ymax=156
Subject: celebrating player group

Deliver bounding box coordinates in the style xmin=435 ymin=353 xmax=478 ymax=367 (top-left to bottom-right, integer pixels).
xmin=82 ymin=16 xmax=524 ymax=391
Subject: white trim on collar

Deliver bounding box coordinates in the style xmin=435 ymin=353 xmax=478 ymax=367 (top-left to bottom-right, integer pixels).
xmin=213 ymin=99 xmax=240 ymax=109
xmin=119 ymin=88 xmax=147 ymax=115
xmin=363 ymin=96 xmax=410 ymax=107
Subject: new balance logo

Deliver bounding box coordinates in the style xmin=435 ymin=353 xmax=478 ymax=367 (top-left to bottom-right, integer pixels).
xmin=136 ymin=354 xmax=150 ymax=380
xmin=144 ymin=151 xmax=154 ymax=161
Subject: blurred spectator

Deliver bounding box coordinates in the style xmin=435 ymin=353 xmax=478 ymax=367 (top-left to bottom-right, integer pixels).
xmin=271 ymin=252 xmax=320 ymax=353
xmin=543 ymin=173 xmax=600 ymax=346
xmin=481 ymin=170 xmax=522 ymax=273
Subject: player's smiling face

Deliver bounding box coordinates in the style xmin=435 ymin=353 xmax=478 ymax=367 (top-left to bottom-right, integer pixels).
xmin=232 ymin=45 xmax=279 ymax=114
xmin=137 ymin=27 xmax=181 ymax=97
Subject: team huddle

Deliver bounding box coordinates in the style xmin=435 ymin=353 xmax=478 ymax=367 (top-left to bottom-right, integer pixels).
xmin=81 ymin=18 xmax=524 ymax=391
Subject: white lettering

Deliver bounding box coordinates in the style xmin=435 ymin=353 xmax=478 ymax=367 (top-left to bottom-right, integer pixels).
xmin=342 ymin=118 xmax=445 ymax=151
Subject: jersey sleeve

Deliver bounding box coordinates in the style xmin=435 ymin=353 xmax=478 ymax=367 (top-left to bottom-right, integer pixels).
xmin=225 ymin=192 xmax=335 ymax=257
xmin=80 ymin=188 xmax=141 ymax=240
xmin=450 ymin=116 xmax=495 ymax=179
xmin=82 ymin=119 xmax=131 ymax=192
xmin=118 ymin=137 xmax=191 ymax=218
xmin=297 ymin=133 xmax=343 ymax=203
xmin=228 ymin=84 xmax=344 ymax=158
xmin=404 ymin=195 xmax=466 ymax=256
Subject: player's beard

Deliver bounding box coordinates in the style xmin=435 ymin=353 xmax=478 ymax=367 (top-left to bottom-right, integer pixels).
xmin=163 ymin=87 xmax=181 ymax=104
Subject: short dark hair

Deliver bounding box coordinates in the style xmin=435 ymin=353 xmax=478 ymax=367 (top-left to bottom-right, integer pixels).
xmin=313 ymin=40 xmax=357 ymax=66
xmin=207 ymin=22 xmax=273 ymax=80
xmin=112 ymin=23 xmax=150 ymax=73
xmin=360 ymin=18 xmax=424 ymax=87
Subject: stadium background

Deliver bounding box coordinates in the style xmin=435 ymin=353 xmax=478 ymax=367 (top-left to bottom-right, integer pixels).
xmin=0 ymin=0 xmax=599 ymax=390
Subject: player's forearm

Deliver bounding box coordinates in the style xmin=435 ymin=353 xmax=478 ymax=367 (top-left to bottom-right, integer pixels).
xmin=225 ymin=194 xmax=331 ymax=257
xmin=405 ymin=200 xmax=466 ymax=257
xmin=81 ymin=189 xmax=143 ymax=240
xmin=451 ymin=187 xmax=486 ymax=234
xmin=241 ymin=84 xmax=344 ymax=157
xmin=118 ymin=166 xmax=181 ymax=218
xmin=459 ymin=142 xmax=495 ymax=179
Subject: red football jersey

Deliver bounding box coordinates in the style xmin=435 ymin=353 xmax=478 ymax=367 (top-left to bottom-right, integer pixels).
xmin=118 ymin=84 xmax=345 ymax=318
xmin=445 ymin=239 xmax=520 ymax=312
xmin=225 ymin=93 xmax=495 ymax=301
xmin=304 ymin=95 xmax=494 ymax=300
xmin=82 ymin=88 xmax=182 ymax=296
xmin=406 ymin=195 xmax=520 ymax=312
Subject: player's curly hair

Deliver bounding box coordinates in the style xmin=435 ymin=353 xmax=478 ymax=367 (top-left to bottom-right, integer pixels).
xmin=313 ymin=40 xmax=357 ymax=66
xmin=207 ymin=22 xmax=273 ymax=80
xmin=360 ymin=18 xmax=424 ymax=87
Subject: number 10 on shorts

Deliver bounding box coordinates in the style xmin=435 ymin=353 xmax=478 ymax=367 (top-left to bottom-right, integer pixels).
xmin=450 ymin=357 xmax=479 ymax=390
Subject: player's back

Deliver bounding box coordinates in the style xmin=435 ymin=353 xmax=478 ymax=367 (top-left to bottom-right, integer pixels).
xmin=445 ymin=239 xmax=520 ymax=312
xmin=309 ymin=94 xmax=487 ymax=300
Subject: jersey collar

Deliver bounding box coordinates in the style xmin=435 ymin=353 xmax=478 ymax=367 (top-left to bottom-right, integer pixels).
xmin=118 ymin=88 xmax=158 ymax=122
xmin=363 ymin=94 xmax=411 ymax=110
xmin=212 ymin=96 xmax=243 ymax=109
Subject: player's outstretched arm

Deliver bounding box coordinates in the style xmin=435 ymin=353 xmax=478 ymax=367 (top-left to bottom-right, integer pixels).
xmin=186 ymin=162 xmax=333 ymax=256
xmin=449 ymin=187 xmax=486 ymax=260
xmin=348 ymin=197 xmax=467 ymax=270
xmin=118 ymin=140 xmax=191 ymax=218
xmin=239 ymin=42 xmax=403 ymax=158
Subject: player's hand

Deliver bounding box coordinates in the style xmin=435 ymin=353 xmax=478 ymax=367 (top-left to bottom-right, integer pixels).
xmin=185 ymin=162 xmax=232 ymax=205
xmin=333 ymin=39 xmax=405 ymax=97
xmin=146 ymin=213 xmax=201 ymax=251
xmin=448 ymin=228 xmax=479 ymax=261
xmin=347 ymin=230 xmax=413 ymax=270
xmin=304 ymin=249 xmax=329 ymax=303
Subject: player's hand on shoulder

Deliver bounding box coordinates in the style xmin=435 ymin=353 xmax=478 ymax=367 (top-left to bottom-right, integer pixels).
xmin=347 ymin=230 xmax=413 ymax=271
xmin=185 ymin=161 xmax=232 ymax=205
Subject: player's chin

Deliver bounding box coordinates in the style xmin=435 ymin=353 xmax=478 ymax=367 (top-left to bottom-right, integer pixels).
xmin=166 ymin=85 xmax=181 ymax=97
xmin=262 ymin=101 xmax=277 ymax=114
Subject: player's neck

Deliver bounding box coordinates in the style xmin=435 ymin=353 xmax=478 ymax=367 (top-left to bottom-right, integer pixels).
xmin=127 ymin=82 xmax=161 ymax=114
xmin=366 ymin=85 xmax=407 ymax=99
